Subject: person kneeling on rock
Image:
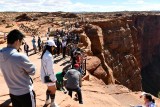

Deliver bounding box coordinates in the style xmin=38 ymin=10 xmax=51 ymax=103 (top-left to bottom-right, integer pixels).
xmin=56 ymin=70 xmax=67 ymax=94
xmin=64 ymin=64 xmax=83 ymax=104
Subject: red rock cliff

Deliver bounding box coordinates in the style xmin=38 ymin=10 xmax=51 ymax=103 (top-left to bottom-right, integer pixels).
xmin=83 ymin=14 xmax=160 ymax=94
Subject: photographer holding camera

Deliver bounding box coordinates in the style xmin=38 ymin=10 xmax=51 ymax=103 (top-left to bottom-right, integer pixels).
xmin=40 ymin=40 xmax=58 ymax=107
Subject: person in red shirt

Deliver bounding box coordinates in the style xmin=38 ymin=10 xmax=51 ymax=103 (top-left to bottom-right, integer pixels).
xmin=76 ymin=51 xmax=81 ymax=66
xmin=76 ymin=51 xmax=83 ymax=74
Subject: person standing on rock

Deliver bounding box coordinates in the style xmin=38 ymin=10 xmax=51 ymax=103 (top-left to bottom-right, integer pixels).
xmin=32 ymin=36 xmax=37 ymax=54
xmin=56 ymin=35 xmax=62 ymax=56
xmin=40 ymin=40 xmax=58 ymax=107
xmin=76 ymin=34 xmax=80 ymax=44
xmin=65 ymin=64 xmax=83 ymax=104
xmin=46 ymin=32 xmax=49 ymax=40
xmin=0 ymin=29 xmax=36 ymax=107
xmin=62 ymin=39 xmax=67 ymax=59
xmin=76 ymin=51 xmax=83 ymax=74
xmin=37 ymin=36 xmax=42 ymax=52
xmin=24 ymin=42 xmax=29 ymax=56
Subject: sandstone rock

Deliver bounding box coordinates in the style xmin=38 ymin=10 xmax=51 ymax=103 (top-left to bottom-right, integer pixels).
xmin=86 ymin=56 xmax=112 ymax=84
xmin=83 ymin=75 xmax=90 ymax=81
xmin=1 ymin=20 xmax=6 ymax=23
xmin=15 ymin=13 xmax=32 ymax=22
xmin=88 ymin=20 xmax=142 ymax=91
xmin=115 ymin=13 xmax=123 ymax=17
xmin=70 ymin=28 xmax=84 ymax=34
xmin=0 ymin=40 xmax=6 ymax=44
xmin=84 ymin=24 xmax=104 ymax=55
xmin=93 ymin=66 xmax=108 ymax=84
xmin=61 ymin=13 xmax=78 ymax=18
xmin=84 ymin=24 xmax=115 ymax=84
xmin=86 ymin=56 xmax=101 ymax=73
xmin=79 ymin=33 xmax=92 ymax=52
xmin=83 ymin=49 xmax=93 ymax=56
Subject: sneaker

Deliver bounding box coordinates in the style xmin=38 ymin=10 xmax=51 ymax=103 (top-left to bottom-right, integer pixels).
xmin=79 ymin=102 xmax=83 ymax=104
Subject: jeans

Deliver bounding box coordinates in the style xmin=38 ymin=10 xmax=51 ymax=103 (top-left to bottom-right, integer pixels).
xmin=66 ymin=87 xmax=83 ymax=103
xmin=78 ymin=67 xmax=83 ymax=75
xmin=25 ymin=50 xmax=29 ymax=56
xmin=57 ymin=46 xmax=60 ymax=55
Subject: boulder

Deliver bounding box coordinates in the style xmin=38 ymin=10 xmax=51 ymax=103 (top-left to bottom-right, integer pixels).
xmin=84 ymin=24 xmax=115 ymax=84
xmin=86 ymin=56 xmax=109 ymax=84
xmin=15 ymin=14 xmax=32 ymax=22
xmin=86 ymin=56 xmax=101 ymax=73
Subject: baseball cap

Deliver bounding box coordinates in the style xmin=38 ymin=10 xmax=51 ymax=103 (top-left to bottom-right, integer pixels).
xmin=46 ymin=40 xmax=57 ymax=47
xmin=74 ymin=64 xmax=80 ymax=68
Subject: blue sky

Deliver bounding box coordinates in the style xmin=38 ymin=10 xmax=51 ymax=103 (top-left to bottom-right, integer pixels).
xmin=0 ymin=0 xmax=159 ymax=12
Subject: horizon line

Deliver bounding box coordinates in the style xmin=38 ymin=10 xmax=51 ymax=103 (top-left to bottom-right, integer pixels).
xmin=0 ymin=10 xmax=160 ymax=13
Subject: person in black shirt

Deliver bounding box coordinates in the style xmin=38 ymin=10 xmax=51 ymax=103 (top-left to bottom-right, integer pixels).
xmin=24 ymin=42 xmax=29 ymax=56
xmin=37 ymin=37 xmax=41 ymax=52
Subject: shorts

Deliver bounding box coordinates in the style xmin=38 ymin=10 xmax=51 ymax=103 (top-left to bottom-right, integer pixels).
xmin=46 ymin=82 xmax=56 ymax=86
xmin=10 ymin=91 xmax=36 ymax=107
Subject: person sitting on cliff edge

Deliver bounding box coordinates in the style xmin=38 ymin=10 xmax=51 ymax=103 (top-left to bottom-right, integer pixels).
xmin=130 ymin=92 xmax=156 ymax=107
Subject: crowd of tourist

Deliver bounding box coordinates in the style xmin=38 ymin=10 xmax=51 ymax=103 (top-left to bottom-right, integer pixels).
xmin=0 ymin=28 xmax=157 ymax=107
xmin=0 ymin=28 xmax=87 ymax=107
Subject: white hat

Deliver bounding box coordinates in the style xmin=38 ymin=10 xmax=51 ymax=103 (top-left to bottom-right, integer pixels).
xmin=46 ymin=40 xmax=57 ymax=47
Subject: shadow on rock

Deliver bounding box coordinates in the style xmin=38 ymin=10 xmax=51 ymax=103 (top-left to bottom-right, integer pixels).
xmin=0 ymin=99 xmax=11 ymax=107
